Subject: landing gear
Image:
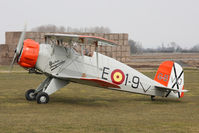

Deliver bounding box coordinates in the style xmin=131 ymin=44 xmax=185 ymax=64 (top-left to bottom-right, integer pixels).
xmin=25 ymin=89 xmax=49 ymax=104
xmin=25 ymin=77 xmax=70 ymax=104
xmin=25 ymin=89 xmax=36 ymax=101
xmin=151 ymin=96 xmax=155 ymax=101
xmin=36 ymin=92 xmax=49 ymax=104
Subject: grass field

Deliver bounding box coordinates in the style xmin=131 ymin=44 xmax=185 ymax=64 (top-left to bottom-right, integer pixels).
xmin=128 ymin=53 xmax=199 ymax=68
xmin=0 ymin=66 xmax=199 ymax=133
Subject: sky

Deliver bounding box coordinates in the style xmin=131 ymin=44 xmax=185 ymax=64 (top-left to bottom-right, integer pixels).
xmin=0 ymin=0 xmax=199 ymax=48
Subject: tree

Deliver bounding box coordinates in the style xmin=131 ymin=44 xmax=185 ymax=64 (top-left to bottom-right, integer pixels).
xmin=128 ymin=39 xmax=143 ymax=54
xmin=190 ymin=44 xmax=199 ymax=52
xmin=32 ymin=25 xmax=111 ymax=33
xmin=65 ymin=26 xmax=111 ymax=33
xmin=31 ymin=24 xmax=64 ymax=32
xmin=156 ymin=42 xmax=182 ymax=52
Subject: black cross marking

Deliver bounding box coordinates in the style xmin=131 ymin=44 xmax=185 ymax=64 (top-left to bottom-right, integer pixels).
xmin=165 ymin=63 xmax=184 ymax=98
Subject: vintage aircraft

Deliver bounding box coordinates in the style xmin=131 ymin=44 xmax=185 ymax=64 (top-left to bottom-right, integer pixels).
xmin=10 ymin=27 xmax=188 ymax=104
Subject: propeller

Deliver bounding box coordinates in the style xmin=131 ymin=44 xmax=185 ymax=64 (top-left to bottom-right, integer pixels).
xmin=9 ymin=24 xmax=27 ymax=71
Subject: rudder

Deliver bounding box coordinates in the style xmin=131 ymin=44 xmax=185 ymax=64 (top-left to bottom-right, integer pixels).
xmin=154 ymin=61 xmax=184 ymax=98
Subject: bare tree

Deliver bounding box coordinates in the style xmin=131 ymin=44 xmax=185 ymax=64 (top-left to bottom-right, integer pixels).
xmin=129 ymin=39 xmax=143 ymax=54
xmin=66 ymin=26 xmax=111 ymax=33
xmin=155 ymin=42 xmax=182 ymax=52
xmin=190 ymin=44 xmax=199 ymax=52
xmin=32 ymin=25 xmax=111 ymax=33
xmin=31 ymin=24 xmax=64 ymax=32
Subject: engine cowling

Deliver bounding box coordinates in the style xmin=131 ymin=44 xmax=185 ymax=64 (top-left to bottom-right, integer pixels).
xmin=17 ymin=39 xmax=40 ymax=68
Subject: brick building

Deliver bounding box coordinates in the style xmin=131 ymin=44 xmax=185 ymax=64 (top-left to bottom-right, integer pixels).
xmin=0 ymin=32 xmax=130 ymax=65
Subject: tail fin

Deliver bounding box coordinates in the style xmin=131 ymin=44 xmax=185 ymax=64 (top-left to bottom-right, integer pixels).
xmin=154 ymin=61 xmax=184 ymax=98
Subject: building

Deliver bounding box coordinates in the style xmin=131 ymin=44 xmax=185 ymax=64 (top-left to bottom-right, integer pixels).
xmin=0 ymin=32 xmax=130 ymax=65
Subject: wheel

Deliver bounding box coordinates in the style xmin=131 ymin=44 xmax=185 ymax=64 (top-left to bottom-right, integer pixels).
xmin=25 ymin=89 xmax=36 ymax=101
xmin=36 ymin=92 xmax=49 ymax=104
xmin=151 ymin=96 xmax=155 ymax=101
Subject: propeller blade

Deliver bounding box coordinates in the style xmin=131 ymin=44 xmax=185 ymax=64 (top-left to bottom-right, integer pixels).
xmin=9 ymin=53 xmax=17 ymax=72
xmin=9 ymin=24 xmax=27 ymax=72
xmin=16 ymin=25 xmax=26 ymax=55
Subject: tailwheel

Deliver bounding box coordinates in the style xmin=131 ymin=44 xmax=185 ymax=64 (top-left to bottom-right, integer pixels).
xmin=25 ymin=89 xmax=36 ymax=101
xmin=151 ymin=96 xmax=155 ymax=101
xmin=36 ymin=92 xmax=49 ymax=104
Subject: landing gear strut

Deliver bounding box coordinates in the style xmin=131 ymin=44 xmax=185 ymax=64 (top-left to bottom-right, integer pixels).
xmin=151 ymin=96 xmax=155 ymax=101
xmin=25 ymin=77 xmax=52 ymax=103
xmin=25 ymin=77 xmax=70 ymax=104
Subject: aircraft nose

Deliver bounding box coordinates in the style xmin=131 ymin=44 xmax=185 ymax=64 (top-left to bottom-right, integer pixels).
xmin=17 ymin=39 xmax=40 ymax=68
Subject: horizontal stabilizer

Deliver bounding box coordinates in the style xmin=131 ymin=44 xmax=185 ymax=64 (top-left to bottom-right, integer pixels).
xmin=155 ymin=85 xmax=188 ymax=93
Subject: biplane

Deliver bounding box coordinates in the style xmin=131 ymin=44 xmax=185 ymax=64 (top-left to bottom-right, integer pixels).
xmin=10 ymin=27 xmax=188 ymax=104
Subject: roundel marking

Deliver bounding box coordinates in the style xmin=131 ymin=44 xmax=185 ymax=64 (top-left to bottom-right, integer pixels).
xmin=111 ymin=69 xmax=125 ymax=85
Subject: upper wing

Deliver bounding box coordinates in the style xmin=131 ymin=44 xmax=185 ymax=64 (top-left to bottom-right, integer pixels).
xmin=45 ymin=33 xmax=117 ymax=46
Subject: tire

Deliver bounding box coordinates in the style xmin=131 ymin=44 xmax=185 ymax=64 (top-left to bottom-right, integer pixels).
xmin=25 ymin=89 xmax=36 ymax=101
xmin=36 ymin=92 xmax=49 ymax=104
xmin=151 ymin=96 xmax=155 ymax=101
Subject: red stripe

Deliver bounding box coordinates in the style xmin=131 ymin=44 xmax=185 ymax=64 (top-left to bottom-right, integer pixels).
xmin=180 ymin=86 xmax=184 ymax=98
xmin=79 ymin=35 xmax=116 ymax=43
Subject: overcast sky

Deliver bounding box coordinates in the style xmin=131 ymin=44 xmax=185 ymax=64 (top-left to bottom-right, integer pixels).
xmin=0 ymin=0 xmax=199 ymax=48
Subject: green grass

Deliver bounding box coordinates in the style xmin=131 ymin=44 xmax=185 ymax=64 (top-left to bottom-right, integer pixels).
xmin=0 ymin=67 xmax=199 ymax=133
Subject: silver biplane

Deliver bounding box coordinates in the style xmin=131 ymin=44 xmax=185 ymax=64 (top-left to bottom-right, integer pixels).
xmin=10 ymin=27 xmax=188 ymax=104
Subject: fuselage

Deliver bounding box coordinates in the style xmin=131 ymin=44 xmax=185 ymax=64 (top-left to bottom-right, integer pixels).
xmin=34 ymin=43 xmax=176 ymax=98
xmin=14 ymin=35 xmax=184 ymax=104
